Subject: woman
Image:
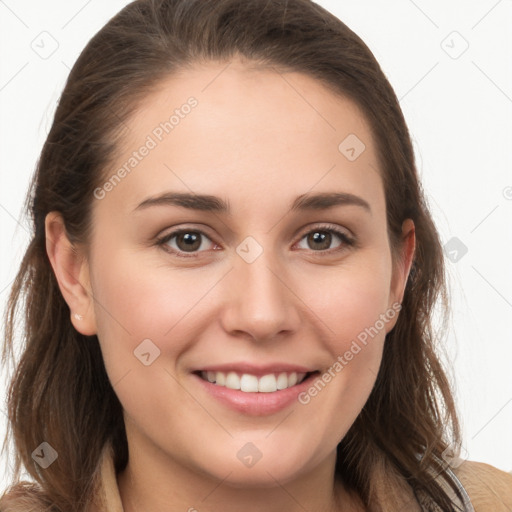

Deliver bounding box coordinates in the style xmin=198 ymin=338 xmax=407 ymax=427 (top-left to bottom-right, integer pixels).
xmin=1 ymin=0 xmax=511 ymax=510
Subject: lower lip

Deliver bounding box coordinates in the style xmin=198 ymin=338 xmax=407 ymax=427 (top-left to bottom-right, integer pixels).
xmin=192 ymin=372 xmax=319 ymax=416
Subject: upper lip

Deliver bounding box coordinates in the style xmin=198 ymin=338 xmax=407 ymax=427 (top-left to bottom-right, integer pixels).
xmin=192 ymin=362 xmax=317 ymax=377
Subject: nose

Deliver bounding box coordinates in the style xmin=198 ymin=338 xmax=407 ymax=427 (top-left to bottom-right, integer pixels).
xmin=219 ymin=247 xmax=302 ymax=343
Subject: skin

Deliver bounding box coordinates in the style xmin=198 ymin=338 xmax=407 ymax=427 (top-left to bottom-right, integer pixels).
xmin=46 ymin=56 xmax=415 ymax=511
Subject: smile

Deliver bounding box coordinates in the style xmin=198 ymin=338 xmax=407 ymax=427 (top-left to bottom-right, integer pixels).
xmin=192 ymin=368 xmax=321 ymax=416
xmin=197 ymin=370 xmax=311 ymax=393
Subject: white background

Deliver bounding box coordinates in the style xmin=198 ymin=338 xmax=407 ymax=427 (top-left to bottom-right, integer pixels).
xmin=1 ymin=0 xmax=511 ymax=490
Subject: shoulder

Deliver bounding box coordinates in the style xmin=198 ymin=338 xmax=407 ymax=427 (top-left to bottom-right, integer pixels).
xmin=452 ymin=459 xmax=512 ymax=511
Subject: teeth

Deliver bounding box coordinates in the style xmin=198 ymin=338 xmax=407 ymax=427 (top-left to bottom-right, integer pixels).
xmin=276 ymin=373 xmax=288 ymax=390
xmin=226 ymin=371 xmax=241 ymax=390
xmin=258 ymin=374 xmax=277 ymax=392
xmin=199 ymin=370 xmax=307 ymax=392
xmin=240 ymin=374 xmax=259 ymax=392
xmin=216 ymin=372 xmax=226 ymax=386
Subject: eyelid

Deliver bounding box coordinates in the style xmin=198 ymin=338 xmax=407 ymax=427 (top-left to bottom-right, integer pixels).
xmin=295 ymin=223 xmax=353 ymax=243
xmin=156 ymin=226 xmax=218 ymax=258
xmin=293 ymin=223 xmax=355 ymax=254
xmin=156 ymin=223 xmax=355 ymax=258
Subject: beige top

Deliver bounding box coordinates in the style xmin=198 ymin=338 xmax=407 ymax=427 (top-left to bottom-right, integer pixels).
xmin=89 ymin=442 xmax=512 ymax=512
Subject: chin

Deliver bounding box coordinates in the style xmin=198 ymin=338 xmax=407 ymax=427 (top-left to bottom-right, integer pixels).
xmin=195 ymin=446 xmax=314 ymax=488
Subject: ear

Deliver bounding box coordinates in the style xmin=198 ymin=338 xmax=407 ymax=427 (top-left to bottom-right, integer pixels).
xmin=45 ymin=211 xmax=97 ymax=335
xmin=385 ymin=218 xmax=415 ymax=331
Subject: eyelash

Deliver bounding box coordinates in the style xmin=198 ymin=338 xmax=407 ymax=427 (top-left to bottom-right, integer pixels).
xmin=155 ymin=224 xmax=356 ymax=259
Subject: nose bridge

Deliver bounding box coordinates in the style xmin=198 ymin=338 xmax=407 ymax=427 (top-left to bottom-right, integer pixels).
xmin=221 ymin=237 xmax=300 ymax=341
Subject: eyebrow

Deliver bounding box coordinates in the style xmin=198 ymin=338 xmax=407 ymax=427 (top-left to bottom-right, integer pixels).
xmin=132 ymin=191 xmax=371 ymax=214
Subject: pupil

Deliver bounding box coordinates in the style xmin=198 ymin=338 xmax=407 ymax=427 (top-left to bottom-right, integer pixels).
xmin=310 ymin=231 xmax=330 ymax=250
xmin=179 ymin=232 xmax=200 ymax=251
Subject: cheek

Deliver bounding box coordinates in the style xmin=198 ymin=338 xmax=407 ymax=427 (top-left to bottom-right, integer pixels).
xmin=309 ymin=247 xmax=394 ymax=353
xmin=90 ymin=243 xmax=204 ymax=346
xmin=294 ymin=249 xmax=394 ymax=424
xmin=89 ymin=252 xmax=200 ymax=431
xmin=88 ymin=245 xmax=183 ymax=379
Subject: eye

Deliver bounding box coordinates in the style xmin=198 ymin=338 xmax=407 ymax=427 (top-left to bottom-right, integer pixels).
xmin=295 ymin=224 xmax=355 ymax=253
xmin=156 ymin=229 xmax=218 ymax=258
xmin=156 ymin=224 xmax=355 ymax=259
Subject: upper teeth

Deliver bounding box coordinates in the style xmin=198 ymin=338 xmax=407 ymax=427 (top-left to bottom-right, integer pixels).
xmin=200 ymin=371 xmax=307 ymax=393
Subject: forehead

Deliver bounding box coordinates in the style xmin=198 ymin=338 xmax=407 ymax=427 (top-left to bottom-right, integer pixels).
xmin=94 ymin=58 xmax=384 ymax=219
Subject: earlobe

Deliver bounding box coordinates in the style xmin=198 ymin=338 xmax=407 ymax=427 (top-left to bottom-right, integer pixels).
xmin=45 ymin=211 xmax=97 ymax=336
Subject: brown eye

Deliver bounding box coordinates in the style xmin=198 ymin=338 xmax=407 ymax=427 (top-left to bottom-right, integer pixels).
xmin=305 ymin=231 xmax=333 ymax=251
xmin=158 ymin=229 xmax=216 ymax=257
xmin=174 ymin=232 xmax=202 ymax=252
xmin=296 ymin=225 xmax=354 ymax=253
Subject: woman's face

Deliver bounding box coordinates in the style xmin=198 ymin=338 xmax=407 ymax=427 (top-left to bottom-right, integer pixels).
xmin=73 ymin=58 xmax=413 ymax=487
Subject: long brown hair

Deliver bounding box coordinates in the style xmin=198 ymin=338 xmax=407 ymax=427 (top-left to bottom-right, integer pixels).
xmin=1 ymin=0 xmax=463 ymax=510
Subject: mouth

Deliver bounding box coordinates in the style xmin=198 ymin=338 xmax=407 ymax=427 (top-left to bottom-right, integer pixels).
xmin=190 ymin=362 xmax=323 ymax=415
xmin=193 ymin=370 xmax=320 ymax=393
